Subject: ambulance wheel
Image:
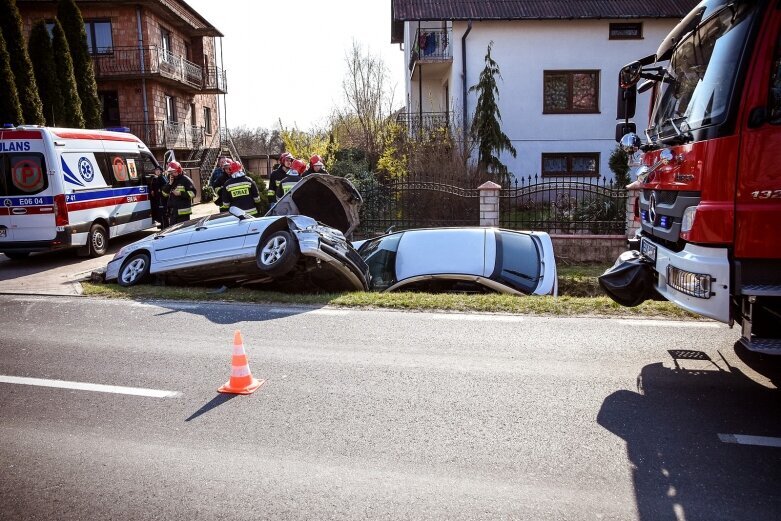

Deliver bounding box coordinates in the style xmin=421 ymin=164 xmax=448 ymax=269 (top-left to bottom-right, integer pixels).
xmin=3 ymin=251 xmax=30 ymax=260
xmin=118 ymin=252 xmax=151 ymax=287
xmin=88 ymin=223 xmax=108 ymax=257
xmin=256 ymin=230 xmax=299 ymax=277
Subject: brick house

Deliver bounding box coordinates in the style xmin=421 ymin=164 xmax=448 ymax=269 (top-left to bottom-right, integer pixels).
xmin=17 ymin=0 xmax=233 ymax=187
xmin=391 ymin=0 xmax=698 ymax=181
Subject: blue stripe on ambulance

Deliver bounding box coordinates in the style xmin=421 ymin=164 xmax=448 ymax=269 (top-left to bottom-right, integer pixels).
xmin=65 ymin=186 xmax=148 ymax=203
xmin=61 ymin=157 xmax=85 ymax=187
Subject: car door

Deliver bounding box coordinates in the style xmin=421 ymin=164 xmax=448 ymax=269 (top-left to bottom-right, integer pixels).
xmin=151 ymin=222 xmax=198 ymax=266
xmin=185 ymin=213 xmax=255 ymax=264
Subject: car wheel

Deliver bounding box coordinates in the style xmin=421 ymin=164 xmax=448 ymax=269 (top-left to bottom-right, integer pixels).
xmin=3 ymin=251 xmax=30 ymax=260
xmin=256 ymin=230 xmax=299 ymax=277
xmin=118 ymin=252 xmax=151 ymax=287
xmin=88 ymin=223 xmax=108 ymax=257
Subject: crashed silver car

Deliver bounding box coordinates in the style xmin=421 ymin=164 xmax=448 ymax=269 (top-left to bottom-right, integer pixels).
xmin=105 ymin=174 xmax=369 ymax=291
xmin=354 ymin=227 xmax=557 ymax=295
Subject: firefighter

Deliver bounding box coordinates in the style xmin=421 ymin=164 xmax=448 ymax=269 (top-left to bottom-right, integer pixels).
xmin=278 ymin=158 xmax=306 ymax=197
xmin=303 ymin=154 xmax=329 ymax=177
xmin=268 ymin=152 xmax=293 ymax=204
xmin=216 ymin=161 xmax=263 ymax=216
xmin=161 ymin=161 xmax=197 ymax=225
xmin=146 ymin=165 xmax=168 ymax=229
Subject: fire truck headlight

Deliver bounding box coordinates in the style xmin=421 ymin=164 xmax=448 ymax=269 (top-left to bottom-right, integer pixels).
xmin=681 ymin=206 xmax=697 ymax=234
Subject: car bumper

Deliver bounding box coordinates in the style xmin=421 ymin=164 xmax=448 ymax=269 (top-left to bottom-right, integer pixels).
xmin=297 ymin=232 xmax=369 ymax=290
xmin=105 ymin=257 xmax=123 ymax=281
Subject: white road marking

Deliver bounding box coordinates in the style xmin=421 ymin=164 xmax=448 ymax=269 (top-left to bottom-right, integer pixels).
xmin=615 ymin=319 xmax=722 ymax=328
xmin=0 ymin=375 xmax=181 ymax=398
xmin=426 ymin=314 xmax=524 ymax=322
xmin=718 ymin=433 xmax=781 ymax=448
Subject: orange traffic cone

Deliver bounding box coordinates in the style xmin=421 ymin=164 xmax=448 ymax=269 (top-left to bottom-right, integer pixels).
xmin=218 ymin=330 xmax=265 ymax=394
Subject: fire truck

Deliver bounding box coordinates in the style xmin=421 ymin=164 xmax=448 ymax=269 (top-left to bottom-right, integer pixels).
xmin=599 ymin=0 xmax=781 ymax=353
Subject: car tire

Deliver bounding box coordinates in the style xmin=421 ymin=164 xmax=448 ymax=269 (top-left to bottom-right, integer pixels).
xmin=3 ymin=251 xmax=30 ymax=260
xmin=88 ymin=223 xmax=108 ymax=257
xmin=118 ymin=252 xmax=151 ymax=287
xmin=256 ymin=230 xmax=299 ymax=277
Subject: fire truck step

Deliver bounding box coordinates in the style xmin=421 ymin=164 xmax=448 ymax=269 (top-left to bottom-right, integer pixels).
xmin=741 ymin=284 xmax=781 ymax=297
xmin=740 ymin=337 xmax=781 ymax=354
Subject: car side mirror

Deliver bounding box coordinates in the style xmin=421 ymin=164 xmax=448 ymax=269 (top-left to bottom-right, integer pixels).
xmin=229 ymin=206 xmax=248 ymax=220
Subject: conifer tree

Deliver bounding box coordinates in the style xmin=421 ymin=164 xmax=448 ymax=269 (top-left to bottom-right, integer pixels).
xmin=57 ymin=0 xmax=102 ymax=128
xmin=469 ymin=42 xmax=517 ymax=181
xmin=0 ymin=30 xmax=23 ymax=126
xmin=0 ymin=0 xmax=46 ymax=125
xmin=51 ymin=20 xmax=85 ymax=128
xmin=28 ymin=20 xmax=64 ymax=126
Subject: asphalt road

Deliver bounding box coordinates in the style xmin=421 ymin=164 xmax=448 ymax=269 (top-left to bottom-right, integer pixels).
xmin=1 ymin=296 xmax=779 ymax=520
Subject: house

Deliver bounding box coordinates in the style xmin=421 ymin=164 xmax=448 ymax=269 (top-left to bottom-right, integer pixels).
xmin=390 ymin=0 xmax=699 ymax=181
xmin=17 ymin=0 xmax=233 ymax=188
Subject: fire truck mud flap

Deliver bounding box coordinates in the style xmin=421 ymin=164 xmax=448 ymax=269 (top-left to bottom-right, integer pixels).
xmin=599 ymin=250 xmax=660 ymax=307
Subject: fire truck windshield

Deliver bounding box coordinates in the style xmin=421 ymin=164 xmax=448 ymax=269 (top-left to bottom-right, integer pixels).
xmin=648 ymin=1 xmax=757 ymax=143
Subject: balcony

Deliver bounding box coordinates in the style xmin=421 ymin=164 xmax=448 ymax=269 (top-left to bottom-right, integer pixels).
xmin=125 ymin=120 xmax=205 ymax=150
xmin=396 ymin=111 xmax=451 ymax=139
xmin=92 ymin=46 xmax=228 ymax=94
xmin=409 ymin=28 xmax=452 ymax=79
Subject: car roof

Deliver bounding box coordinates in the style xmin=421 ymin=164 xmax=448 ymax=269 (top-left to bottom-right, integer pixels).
xmin=395 ymin=228 xmax=495 ymax=281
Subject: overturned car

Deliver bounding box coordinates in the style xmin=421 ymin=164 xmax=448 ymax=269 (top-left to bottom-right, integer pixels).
xmin=105 ymin=173 xmax=559 ymax=295
xmin=105 ymin=174 xmax=369 ymax=291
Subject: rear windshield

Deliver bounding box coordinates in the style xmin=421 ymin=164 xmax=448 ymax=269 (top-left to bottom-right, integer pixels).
xmin=0 ymin=153 xmax=49 ymax=196
xmin=496 ymin=231 xmax=541 ymax=293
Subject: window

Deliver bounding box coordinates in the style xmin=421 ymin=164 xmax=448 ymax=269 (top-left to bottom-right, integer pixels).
xmin=96 ymin=153 xmax=144 ymax=188
xmin=165 ymin=95 xmax=177 ymax=123
xmin=609 ymin=23 xmax=643 ymax=40
xmin=543 ymin=70 xmax=599 ymax=113
xmin=541 ymin=153 xmax=600 ymax=177
xmin=99 ymin=91 xmax=120 ymax=127
xmin=0 ymin=153 xmax=49 ymax=195
xmin=190 ymin=103 xmax=197 ymax=126
xmin=184 ymin=42 xmax=191 ymax=62
xmin=203 ymin=107 xmax=212 ymax=134
xmin=161 ymin=28 xmax=172 ymax=55
xmin=84 ymin=20 xmax=113 ymax=54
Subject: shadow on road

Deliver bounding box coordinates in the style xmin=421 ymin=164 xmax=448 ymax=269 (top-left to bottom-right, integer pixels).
xmin=185 ymin=393 xmax=238 ymax=422
xmin=598 ymin=349 xmax=781 ymax=521
xmin=150 ymin=299 xmax=320 ymax=325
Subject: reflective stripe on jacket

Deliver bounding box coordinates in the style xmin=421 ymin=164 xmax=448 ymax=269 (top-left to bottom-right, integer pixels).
xmin=216 ymin=173 xmax=261 ymax=214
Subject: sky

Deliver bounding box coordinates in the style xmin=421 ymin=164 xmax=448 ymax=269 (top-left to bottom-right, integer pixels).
xmin=184 ymin=0 xmax=405 ymax=132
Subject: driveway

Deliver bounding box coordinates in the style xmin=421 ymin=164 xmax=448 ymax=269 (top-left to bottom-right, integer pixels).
xmin=0 ymin=203 xmax=219 ymax=296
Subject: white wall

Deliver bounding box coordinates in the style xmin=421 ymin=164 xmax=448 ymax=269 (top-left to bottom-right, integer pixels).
xmin=403 ymin=18 xmax=677 ymax=181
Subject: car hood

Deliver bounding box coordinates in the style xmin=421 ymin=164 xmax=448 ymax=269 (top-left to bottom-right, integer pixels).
xmin=266 ymin=174 xmax=362 ymax=237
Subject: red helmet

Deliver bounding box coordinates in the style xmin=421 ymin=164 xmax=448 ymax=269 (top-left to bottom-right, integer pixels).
xmin=166 ymin=161 xmax=183 ymax=174
xmin=291 ymin=159 xmax=307 ymax=175
xmin=309 ymin=154 xmax=321 ymax=166
xmin=227 ymin=161 xmax=243 ymax=174
xmin=279 ymin=152 xmax=293 ymax=165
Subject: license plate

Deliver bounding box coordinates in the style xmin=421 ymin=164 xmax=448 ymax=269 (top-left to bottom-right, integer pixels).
xmin=0 ymin=229 xmax=6 ymax=238
xmin=641 ymin=238 xmax=657 ymax=263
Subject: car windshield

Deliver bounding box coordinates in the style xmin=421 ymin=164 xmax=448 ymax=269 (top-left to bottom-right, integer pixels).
xmin=358 ymin=233 xmax=402 ymax=290
xmin=496 ymin=231 xmax=541 ymax=293
xmin=649 ymin=1 xmax=757 ymax=142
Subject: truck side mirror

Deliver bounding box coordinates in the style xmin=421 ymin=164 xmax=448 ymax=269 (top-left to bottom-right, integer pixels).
xmin=617 ymin=83 xmax=637 ymax=120
xmin=616 ymin=123 xmax=637 ymax=142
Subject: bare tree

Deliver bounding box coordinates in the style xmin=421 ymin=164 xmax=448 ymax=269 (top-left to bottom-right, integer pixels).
xmin=335 ymin=41 xmax=397 ymax=168
xmin=229 ymin=126 xmax=283 ymax=156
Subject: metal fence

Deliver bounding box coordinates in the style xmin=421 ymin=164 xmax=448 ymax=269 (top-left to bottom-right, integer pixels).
xmin=353 ymin=173 xmax=627 ymax=238
xmin=500 ymin=175 xmax=627 ymax=235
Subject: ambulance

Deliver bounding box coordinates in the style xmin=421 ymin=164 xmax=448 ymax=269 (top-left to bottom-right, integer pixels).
xmin=0 ymin=125 xmax=160 ymax=259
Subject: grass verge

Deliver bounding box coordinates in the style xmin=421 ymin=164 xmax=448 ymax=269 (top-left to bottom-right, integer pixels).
xmin=82 ymin=281 xmax=698 ymax=319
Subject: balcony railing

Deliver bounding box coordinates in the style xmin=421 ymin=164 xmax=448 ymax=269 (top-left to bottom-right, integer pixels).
xmin=92 ymin=46 xmax=228 ymax=94
xmin=125 ymin=120 xmax=205 ymax=149
xmin=396 ymin=111 xmax=451 ymax=138
xmin=409 ymin=28 xmax=452 ymax=71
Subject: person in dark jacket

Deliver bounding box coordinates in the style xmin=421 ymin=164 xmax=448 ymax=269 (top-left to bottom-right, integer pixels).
xmin=146 ymin=165 xmax=168 ymax=229
xmin=277 ymin=158 xmax=306 ymax=197
xmin=215 ymin=161 xmax=263 ymax=216
xmin=161 ymin=161 xmax=197 ymax=225
xmin=208 ymin=156 xmax=229 ymax=189
xmin=302 ymin=154 xmax=329 ymax=177
xmin=268 ymin=152 xmax=293 ymax=203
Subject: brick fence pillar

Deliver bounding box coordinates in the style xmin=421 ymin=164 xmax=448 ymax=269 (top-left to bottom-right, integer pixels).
xmin=478 ymin=181 xmax=501 ymax=227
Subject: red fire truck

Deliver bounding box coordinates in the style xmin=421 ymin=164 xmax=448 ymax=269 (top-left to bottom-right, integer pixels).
xmin=599 ymin=0 xmax=781 ymax=353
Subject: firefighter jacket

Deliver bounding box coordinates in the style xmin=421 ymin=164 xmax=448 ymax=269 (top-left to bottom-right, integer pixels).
xmin=161 ymin=174 xmax=196 ymax=217
xmin=216 ymin=173 xmax=262 ymax=216
xmin=279 ymin=172 xmax=302 ymax=197
xmin=302 ymin=167 xmax=330 ymax=177
xmin=268 ymin=166 xmax=288 ymax=202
